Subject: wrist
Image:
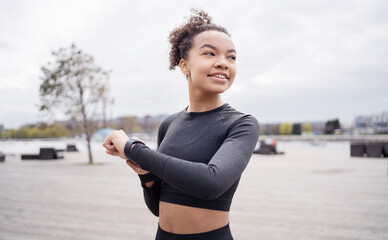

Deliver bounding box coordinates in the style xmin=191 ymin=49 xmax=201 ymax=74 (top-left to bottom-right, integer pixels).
xmin=124 ymin=138 xmax=144 ymax=159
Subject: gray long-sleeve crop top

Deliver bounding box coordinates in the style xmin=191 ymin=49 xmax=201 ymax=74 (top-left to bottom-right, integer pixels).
xmin=124 ymin=103 xmax=259 ymax=216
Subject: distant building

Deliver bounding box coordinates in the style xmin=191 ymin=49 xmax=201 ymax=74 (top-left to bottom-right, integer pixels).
xmin=324 ymin=119 xmax=341 ymax=134
xmin=354 ymin=110 xmax=388 ymax=134
xmin=137 ymin=114 xmax=169 ymax=134
xmin=0 ymin=124 xmax=3 ymax=133
xmin=109 ymin=114 xmax=169 ymax=136
xmin=310 ymin=122 xmax=326 ymax=134
xmin=260 ymin=121 xmax=326 ymax=135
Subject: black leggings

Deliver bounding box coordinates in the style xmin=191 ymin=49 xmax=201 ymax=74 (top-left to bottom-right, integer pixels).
xmin=155 ymin=224 xmax=234 ymax=240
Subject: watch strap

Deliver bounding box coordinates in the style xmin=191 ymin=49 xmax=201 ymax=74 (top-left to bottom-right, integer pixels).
xmin=124 ymin=138 xmax=144 ymax=159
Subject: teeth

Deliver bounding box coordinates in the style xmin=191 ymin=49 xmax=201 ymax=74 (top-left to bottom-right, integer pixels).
xmin=213 ymin=74 xmax=226 ymax=79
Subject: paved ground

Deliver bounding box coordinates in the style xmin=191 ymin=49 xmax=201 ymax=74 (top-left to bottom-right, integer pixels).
xmin=0 ymin=142 xmax=387 ymax=240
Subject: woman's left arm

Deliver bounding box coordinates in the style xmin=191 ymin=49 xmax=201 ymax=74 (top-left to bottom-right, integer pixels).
xmin=126 ymin=115 xmax=260 ymax=200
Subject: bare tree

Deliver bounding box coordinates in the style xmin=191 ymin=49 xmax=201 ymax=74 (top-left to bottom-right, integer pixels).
xmin=39 ymin=43 xmax=112 ymax=164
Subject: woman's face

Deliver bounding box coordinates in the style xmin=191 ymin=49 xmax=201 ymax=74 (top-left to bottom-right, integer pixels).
xmin=180 ymin=30 xmax=237 ymax=95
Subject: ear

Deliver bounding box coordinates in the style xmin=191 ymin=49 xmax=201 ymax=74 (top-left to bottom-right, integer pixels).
xmin=179 ymin=59 xmax=190 ymax=76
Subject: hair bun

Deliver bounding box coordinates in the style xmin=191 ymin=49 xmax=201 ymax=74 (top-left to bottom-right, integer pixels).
xmin=188 ymin=9 xmax=212 ymax=26
xmin=168 ymin=9 xmax=229 ymax=71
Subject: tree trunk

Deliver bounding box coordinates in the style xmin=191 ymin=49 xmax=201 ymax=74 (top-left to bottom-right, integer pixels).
xmin=84 ymin=121 xmax=93 ymax=164
xmin=78 ymin=80 xmax=95 ymax=165
xmin=86 ymin=136 xmax=93 ymax=164
xmin=81 ymin=105 xmax=93 ymax=164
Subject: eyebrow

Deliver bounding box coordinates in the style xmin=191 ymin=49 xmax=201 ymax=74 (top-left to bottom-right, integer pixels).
xmin=199 ymin=44 xmax=236 ymax=53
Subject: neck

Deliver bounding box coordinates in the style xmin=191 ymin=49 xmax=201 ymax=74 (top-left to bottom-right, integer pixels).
xmin=187 ymin=87 xmax=224 ymax=113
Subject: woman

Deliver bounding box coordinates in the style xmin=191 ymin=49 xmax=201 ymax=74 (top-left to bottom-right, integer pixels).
xmin=103 ymin=9 xmax=260 ymax=240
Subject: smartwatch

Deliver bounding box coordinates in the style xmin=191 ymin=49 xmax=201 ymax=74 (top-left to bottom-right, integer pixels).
xmin=124 ymin=138 xmax=145 ymax=158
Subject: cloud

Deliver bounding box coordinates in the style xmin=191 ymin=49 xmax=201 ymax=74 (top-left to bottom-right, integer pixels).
xmin=0 ymin=0 xmax=387 ymax=128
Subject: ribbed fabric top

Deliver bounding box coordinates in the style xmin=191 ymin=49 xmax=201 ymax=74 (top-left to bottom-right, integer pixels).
xmin=126 ymin=103 xmax=259 ymax=212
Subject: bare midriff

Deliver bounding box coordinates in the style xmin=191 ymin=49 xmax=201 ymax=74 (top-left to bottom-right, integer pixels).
xmin=158 ymin=201 xmax=229 ymax=234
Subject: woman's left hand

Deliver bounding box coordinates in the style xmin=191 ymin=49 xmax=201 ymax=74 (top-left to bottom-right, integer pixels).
xmin=126 ymin=160 xmax=150 ymax=175
xmin=103 ymin=130 xmax=129 ymax=160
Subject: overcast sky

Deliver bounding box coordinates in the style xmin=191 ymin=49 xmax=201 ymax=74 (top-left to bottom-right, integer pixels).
xmin=1 ymin=0 xmax=387 ymax=129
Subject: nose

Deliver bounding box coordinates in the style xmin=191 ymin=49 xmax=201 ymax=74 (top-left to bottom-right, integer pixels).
xmin=215 ymin=56 xmax=228 ymax=69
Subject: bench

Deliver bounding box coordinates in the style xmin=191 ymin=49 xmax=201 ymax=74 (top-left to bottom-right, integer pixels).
xmin=66 ymin=144 xmax=78 ymax=152
xmin=351 ymin=142 xmax=388 ymax=158
xmin=21 ymin=148 xmax=64 ymax=160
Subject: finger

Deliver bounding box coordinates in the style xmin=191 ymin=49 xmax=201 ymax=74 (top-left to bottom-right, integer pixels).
xmin=107 ymin=144 xmax=116 ymax=151
xmin=128 ymin=159 xmax=140 ymax=168
xmin=130 ymin=136 xmax=146 ymax=145
xmin=126 ymin=160 xmax=138 ymax=171
xmin=103 ymin=134 xmax=112 ymax=145
xmin=126 ymin=159 xmax=137 ymax=167
xmin=126 ymin=160 xmax=141 ymax=172
xmin=103 ymin=139 xmax=113 ymax=149
xmin=130 ymin=136 xmax=140 ymax=141
xmin=126 ymin=160 xmax=135 ymax=168
xmin=106 ymin=149 xmax=119 ymax=156
xmin=106 ymin=150 xmax=114 ymax=155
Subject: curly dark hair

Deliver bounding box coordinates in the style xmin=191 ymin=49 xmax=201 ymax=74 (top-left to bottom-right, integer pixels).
xmin=168 ymin=9 xmax=230 ymax=70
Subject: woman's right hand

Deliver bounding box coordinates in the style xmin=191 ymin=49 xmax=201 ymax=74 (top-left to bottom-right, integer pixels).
xmin=126 ymin=159 xmax=150 ymax=175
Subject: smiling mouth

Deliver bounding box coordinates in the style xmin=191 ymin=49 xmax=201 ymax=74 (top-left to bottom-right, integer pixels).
xmin=208 ymin=74 xmax=229 ymax=80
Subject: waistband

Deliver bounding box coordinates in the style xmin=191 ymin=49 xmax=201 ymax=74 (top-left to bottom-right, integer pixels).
xmin=156 ymin=224 xmax=233 ymax=240
xmin=160 ymin=188 xmax=232 ymax=211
